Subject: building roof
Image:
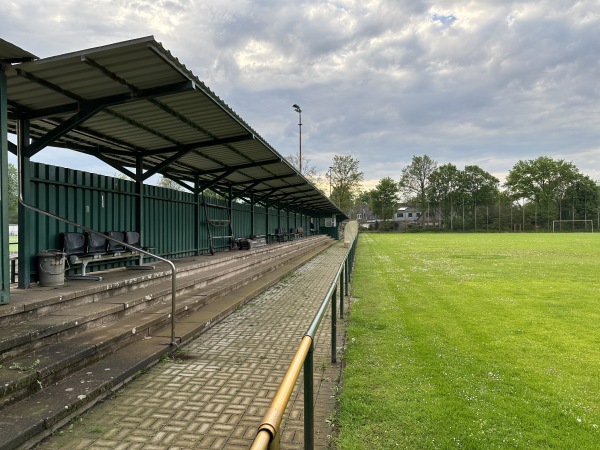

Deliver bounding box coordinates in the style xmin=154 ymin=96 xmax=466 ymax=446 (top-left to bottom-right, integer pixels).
xmin=4 ymin=36 xmax=343 ymax=217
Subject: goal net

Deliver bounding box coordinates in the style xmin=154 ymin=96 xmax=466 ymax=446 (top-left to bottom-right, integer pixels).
xmin=552 ymin=220 xmax=594 ymax=232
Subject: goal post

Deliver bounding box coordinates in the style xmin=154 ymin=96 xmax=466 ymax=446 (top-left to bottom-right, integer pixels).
xmin=552 ymin=219 xmax=594 ymax=233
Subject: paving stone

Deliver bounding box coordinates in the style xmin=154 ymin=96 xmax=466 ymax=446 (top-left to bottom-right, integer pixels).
xmin=34 ymin=244 xmax=350 ymax=449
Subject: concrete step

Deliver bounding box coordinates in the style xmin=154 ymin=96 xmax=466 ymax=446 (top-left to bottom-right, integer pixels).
xmin=0 ymin=236 xmax=330 ymax=363
xmin=0 ymin=236 xmax=330 ymax=328
xmin=0 ymin=236 xmax=336 ymax=448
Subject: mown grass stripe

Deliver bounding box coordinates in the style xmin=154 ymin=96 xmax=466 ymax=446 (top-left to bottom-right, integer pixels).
xmin=337 ymin=233 xmax=600 ymax=449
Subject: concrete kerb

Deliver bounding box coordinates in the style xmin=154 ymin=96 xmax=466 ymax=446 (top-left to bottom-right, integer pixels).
xmin=343 ymin=221 xmax=358 ymax=248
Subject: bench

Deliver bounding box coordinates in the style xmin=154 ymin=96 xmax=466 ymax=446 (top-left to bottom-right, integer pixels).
xmin=269 ymin=227 xmax=291 ymax=243
xmin=59 ymin=231 xmax=156 ymax=281
xmin=237 ymin=236 xmax=267 ymax=250
xmin=290 ymin=227 xmax=304 ymax=239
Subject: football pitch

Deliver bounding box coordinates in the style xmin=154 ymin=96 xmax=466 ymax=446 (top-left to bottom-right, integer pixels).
xmin=337 ymin=233 xmax=600 ymax=449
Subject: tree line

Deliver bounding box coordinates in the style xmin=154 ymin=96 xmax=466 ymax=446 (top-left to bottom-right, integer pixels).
xmin=10 ymin=153 xmax=595 ymax=233
xmin=368 ymin=154 xmax=600 ymax=232
xmin=302 ymin=153 xmax=600 ymax=233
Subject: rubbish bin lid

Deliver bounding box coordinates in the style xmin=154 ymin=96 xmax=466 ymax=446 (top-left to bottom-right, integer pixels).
xmin=37 ymin=250 xmax=66 ymax=257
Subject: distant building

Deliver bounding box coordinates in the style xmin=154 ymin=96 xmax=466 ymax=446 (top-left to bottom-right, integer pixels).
xmin=394 ymin=205 xmax=439 ymax=228
xmin=357 ymin=203 xmax=439 ymax=229
xmin=394 ymin=205 xmax=421 ymax=224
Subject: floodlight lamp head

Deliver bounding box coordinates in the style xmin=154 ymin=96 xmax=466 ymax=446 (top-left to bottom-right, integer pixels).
xmin=293 ymin=104 xmax=302 ymax=113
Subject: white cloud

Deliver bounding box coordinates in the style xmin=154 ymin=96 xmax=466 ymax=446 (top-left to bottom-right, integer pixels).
xmin=3 ymin=0 xmax=600 ymax=188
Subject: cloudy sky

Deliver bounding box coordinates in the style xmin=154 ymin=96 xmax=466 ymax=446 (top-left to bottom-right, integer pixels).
xmin=3 ymin=0 xmax=600 ymax=188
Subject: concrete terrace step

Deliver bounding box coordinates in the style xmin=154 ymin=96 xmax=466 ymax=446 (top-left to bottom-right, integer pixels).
xmin=0 ymin=236 xmax=330 ymax=327
xmin=0 ymin=236 xmax=330 ymax=363
xmin=0 ymin=236 xmax=335 ymax=449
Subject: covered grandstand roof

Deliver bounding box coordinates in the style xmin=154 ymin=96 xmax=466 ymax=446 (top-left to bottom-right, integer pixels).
xmin=3 ymin=36 xmax=344 ymax=217
xmin=0 ymin=37 xmax=37 ymax=63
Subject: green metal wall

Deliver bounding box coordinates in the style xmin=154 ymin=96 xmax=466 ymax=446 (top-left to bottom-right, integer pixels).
xmin=144 ymin=184 xmax=197 ymax=257
xmin=21 ymin=161 xmax=324 ymax=282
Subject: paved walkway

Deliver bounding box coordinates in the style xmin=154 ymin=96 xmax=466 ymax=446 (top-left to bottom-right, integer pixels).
xmin=35 ymin=243 xmax=350 ymax=449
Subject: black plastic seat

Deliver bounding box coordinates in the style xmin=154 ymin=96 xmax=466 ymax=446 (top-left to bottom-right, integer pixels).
xmin=60 ymin=232 xmax=86 ymax=256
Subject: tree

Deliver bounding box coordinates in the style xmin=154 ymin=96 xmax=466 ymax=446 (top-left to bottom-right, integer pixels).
xmin=563 ymin=175 xmax=600 ymax=224
xmin=426 ymin=163 xmax=462 ymax=229
xmin=285 ymin=154 xmax=322 ymax=187
xmin=399 ymin=155 xmax=437 ymax=211
xmin=505 ymin=156 xmax=580 ymax=230
xmin=462 ymin=165 xmax=499 ymax=230
xmin=7 ymin=163 xmax=18 ymax=223
xmin=330 ymin=155 xmax=364 ymax=215
xmin=370 ymin=177 xmax=399 ymax=228
xmin=158 ymin=176 xmax=183 ymax=191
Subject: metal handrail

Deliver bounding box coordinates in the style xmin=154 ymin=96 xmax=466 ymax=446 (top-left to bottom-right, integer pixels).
xmin=16 ymin=145 xmax=179 ymax=345
xmin=251 ymin=233 xmax=358 ymax=450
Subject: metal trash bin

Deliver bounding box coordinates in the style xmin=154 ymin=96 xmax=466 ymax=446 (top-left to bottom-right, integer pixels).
xmin=37 ymin=251 xmax=67 ymax=287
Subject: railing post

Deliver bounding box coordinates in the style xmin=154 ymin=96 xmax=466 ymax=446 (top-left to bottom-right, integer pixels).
xmin=303 ymin=342 xmax=315 ymax=450
xmin=339 ymin=265 xmax=344 ymax=318
xmin=331 ymin=286 xmax=337 ymax=364
xmin=344 ymin=257 xmax=349 ymax=296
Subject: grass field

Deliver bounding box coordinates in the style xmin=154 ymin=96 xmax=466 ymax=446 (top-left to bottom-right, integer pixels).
xmin=337 ymin=233 xmax=600 ymax=449
xmin=9 ymin=235 xmax=18 ymax=253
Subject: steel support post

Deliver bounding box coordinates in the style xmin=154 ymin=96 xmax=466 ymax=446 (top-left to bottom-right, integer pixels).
xmin=135 ymin=155 xmax=145 ymax=239
xmin=331 ymin=286 xmax=337 ymax=364
xmin=303 ymin=342 xmax=315 ymax=450
xmin=265 ymin=200 xmax=269 ymax=238
xmin=250 ymin=192 xmax=255 ymax=237
xmin=0 ymin=68 xmax=9 ymax=303
xmin=194 ymin=175 xmax=201 ymax=255
xmin=17 ymin=120 xmax=31 ymax=288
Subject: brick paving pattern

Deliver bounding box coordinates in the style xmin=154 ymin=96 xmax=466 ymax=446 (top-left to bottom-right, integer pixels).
xmin=36 ymin=243 xmax=349 ymax=449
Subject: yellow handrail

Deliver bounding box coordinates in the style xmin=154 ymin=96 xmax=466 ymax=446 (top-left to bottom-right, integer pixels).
xmin=251 ymin=336 xmax=313 ymax=450
xmin=250 ymin=230 xmax=358 ymax=449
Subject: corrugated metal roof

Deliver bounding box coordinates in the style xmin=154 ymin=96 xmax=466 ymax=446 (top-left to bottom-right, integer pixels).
xmin=0 ymin=38 xmax=37 ymax=63
xmin=4 ymin=36 xmax=343 ymax=217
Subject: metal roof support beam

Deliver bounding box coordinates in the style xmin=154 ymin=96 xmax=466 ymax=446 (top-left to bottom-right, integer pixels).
xmin=28 ymin=119 xmax=137 ymax=156
xmin=7 ymin=99 xmax=34 ymax=120
xmin=15 ymin=68 xmax=80 ymax=101
xmin=83 ymin=55 xmax=229 ymax=157
xmin=144 ymin=134 xmax=254 ymax=157
xmin=231 ymin=180 xmax=264 ymax=200
xmin=25 ymin=105 xmax=106 ymax=157
xmin=256 ymin=182 xmax=308 ymax=192
xmin=105 ymin=109 xmax=181 ymax=147
xmin=253 ymin=187 xmax=283 ymax=202
xmin=159 ymin=174 xmax=193 ymax=192
xmin=197 ymin=158 xmax=281 ymax=177
xmin=227 ymin=173 xmax=297 ymax=188
xmin=92 ymin=152 xmax=136 ymax=180
xmin=145 ymin=44 xmax=275 ymax=168
xmin=25 ymin=81 xmax=194 ymax=120
xmin=147 ymin=43 xmax=253 ymax=132
xmin=196 ymin=168 xmax=237 ymax=193
xmin=142 ymin=134 xmax=254 ymax=180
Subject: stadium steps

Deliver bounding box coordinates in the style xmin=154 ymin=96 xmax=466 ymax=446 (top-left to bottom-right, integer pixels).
xmin=0 ymin=235 xmax=335 ymax=449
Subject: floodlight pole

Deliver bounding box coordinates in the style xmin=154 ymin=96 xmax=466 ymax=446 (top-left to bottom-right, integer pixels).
xmin=292 ymin=104 xmax=302 ymax=174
